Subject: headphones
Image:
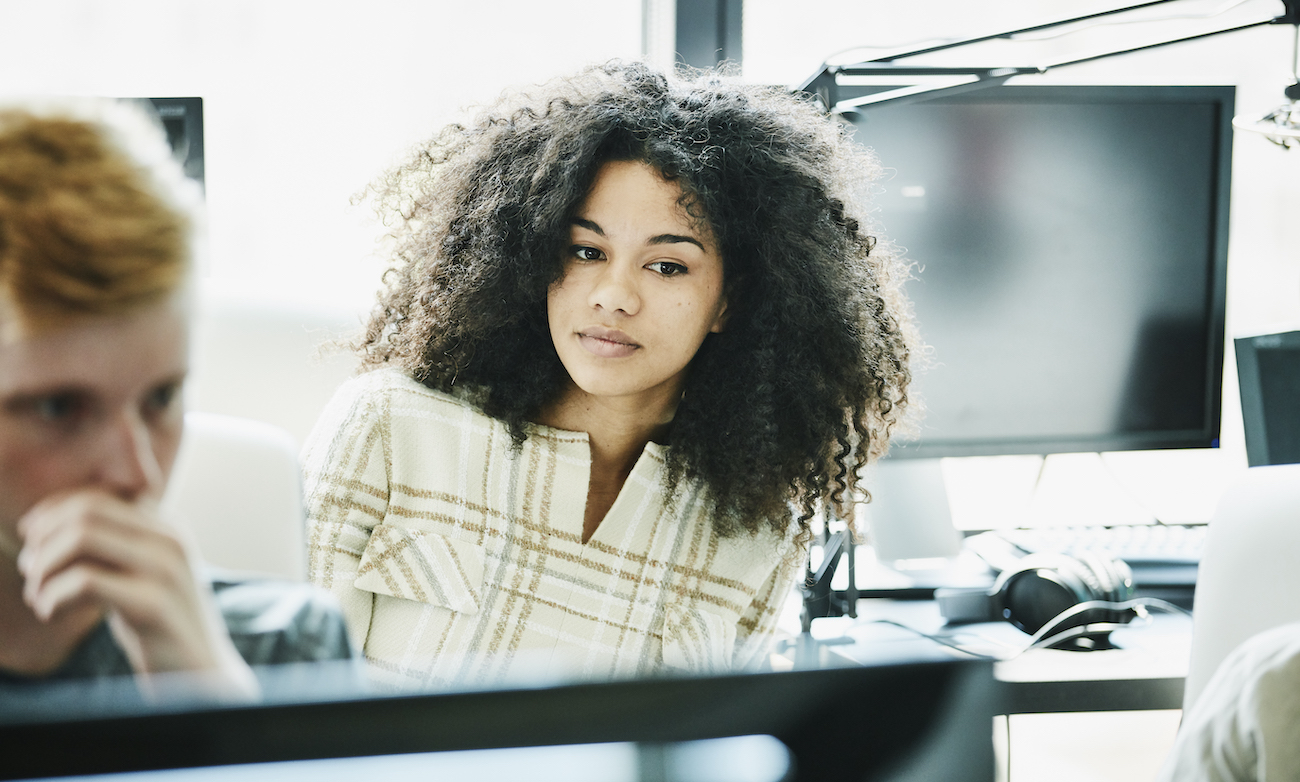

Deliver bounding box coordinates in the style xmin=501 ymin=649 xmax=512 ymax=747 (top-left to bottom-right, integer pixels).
xmin=937 ymin=551 xmax=1137 ymax=650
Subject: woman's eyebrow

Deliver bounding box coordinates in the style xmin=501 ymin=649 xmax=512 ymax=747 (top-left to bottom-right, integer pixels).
xmin=647 ymin=233 xmax=705 ymax=251
xmin=570 ymin=217 xmax=604 ymax=236
xmin=570 ymin=217 xmax=705 ymax=252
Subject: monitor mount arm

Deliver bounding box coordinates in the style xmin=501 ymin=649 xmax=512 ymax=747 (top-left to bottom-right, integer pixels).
xmin=799 ymin=0 xmax=1300 ymax=114
xmin=800 ymin=525 xmax=858 ymax=632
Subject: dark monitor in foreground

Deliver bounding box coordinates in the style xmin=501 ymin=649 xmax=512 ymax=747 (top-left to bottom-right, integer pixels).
xmin=847 ymin=85 xmax=1232 ymax=458
xmin=0 ymin=660 xmax=996 ymax=782
xmin=1236 ymin=330 xmax=1300 ymax=466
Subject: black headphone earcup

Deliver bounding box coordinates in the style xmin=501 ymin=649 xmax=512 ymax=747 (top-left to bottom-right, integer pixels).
xmin=996 ymin=551 xmax=1137 ymax=637
xmin=996 ymin=553 xmax=1096 ymax=634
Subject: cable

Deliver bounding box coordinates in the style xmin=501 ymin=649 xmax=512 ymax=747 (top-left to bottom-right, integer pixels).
xmin=852 ymin=596 xmax=1190 ymax=661
xmin=1019 ymin=596 xmax=1190 ymax=654
xmin=861 ymin=618 xmax=1009 ymax=660
xmin=1004 ymin=714 xmax=1013 ymax=782
xmin=1096 ymin=451 xmax=1169 ymax=525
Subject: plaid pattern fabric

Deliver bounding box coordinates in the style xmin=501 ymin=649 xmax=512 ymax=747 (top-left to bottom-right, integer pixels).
xmin=302 ymin=369 xmax=801 ymax=691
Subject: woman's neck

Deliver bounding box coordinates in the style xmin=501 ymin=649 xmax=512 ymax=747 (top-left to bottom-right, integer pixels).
xmin=537 ymin=383 xmax=678 ymax=542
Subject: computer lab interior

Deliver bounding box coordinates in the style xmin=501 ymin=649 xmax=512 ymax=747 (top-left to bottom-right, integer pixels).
xmin=3 ymin=1 xmax=1300 ymax=780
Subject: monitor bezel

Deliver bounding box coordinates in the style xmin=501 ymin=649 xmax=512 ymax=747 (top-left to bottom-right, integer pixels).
xmin=0 ymin=660 xmax=996 ymax=782
xmin=848 ymin=84 xmax=1234 ymax=459
xmin=1235 ymin=329 xmax=1300 ymax=467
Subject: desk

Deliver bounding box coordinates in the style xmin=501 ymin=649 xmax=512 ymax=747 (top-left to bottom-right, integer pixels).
xmin=797 ymin=598 xmax=1191 ymax=714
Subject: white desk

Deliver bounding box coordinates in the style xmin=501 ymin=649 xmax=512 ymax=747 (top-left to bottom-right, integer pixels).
xmin=800 ymin=598 xmax=1191 ymax=714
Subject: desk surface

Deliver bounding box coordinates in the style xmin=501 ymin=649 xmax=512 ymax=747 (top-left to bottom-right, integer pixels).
xmin=802 ymin=598 xmax=1190 ymax=714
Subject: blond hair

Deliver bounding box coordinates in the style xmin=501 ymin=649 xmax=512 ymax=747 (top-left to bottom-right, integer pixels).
xmin=0 ymin=100 xmax=197 ymax=331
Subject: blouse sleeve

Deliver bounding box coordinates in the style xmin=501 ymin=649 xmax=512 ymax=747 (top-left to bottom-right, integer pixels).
xmin=301 ymin=374 xmax=392 ymax=652
xmin=732 ymin=548 xmax=802 ymax=671
xmin=1155 ymin=622 xmax=1300 ymax=782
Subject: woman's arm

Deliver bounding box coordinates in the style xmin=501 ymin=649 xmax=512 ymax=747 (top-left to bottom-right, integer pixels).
xmin=732 ymin=551 xmax=802 ymax=672
xmin=301 ymin=376 xmax=392 ymax=654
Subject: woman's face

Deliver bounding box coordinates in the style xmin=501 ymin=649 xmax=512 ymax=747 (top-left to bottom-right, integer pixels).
xmin=547 ymin=160 xmax=728 ymax=414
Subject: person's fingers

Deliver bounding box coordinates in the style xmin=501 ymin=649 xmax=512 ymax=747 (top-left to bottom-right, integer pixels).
xmin=23 ymin=562 xmax=129 ymax=622
xmin=29 ymin=561 xmax=215 ymax=670
xmin=17 ymin=494 xmax=185 ymax=603
xmin=14 ymin=487 xmax=257 ymax=696
xmin=19 ymin=489 xmax=154 ymax=544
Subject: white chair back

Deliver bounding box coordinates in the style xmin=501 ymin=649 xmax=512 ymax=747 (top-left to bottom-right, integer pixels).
xmin=161 ymin=412 xmax=308 ymax=582
xmin=1184 ymin=462 xmax=1300 ymax=711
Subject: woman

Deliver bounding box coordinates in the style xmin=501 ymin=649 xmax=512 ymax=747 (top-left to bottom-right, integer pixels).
xmin=303 ymin=62 xmax=913 ymax=690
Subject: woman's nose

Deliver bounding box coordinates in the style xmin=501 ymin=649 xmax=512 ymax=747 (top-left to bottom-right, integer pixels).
xmin=587 ymin=261 xmax=641 ymax=316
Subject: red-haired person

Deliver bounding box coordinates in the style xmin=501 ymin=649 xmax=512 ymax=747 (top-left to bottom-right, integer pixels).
xmin=0 ymin=101 xmax=354 ymax=697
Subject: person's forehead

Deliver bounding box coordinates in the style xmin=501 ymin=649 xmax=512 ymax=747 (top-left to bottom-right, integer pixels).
xmin=0 ymin=302 xmax=189 ymax=396
xmin=578 ymin=161 xmax=715 ymax=241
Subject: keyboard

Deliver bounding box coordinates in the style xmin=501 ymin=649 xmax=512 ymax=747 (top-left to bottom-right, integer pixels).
xmin=964 ymin=523 xmax=1207 ymax=580
xmin=996 ymin=523 xmax=1206 ymax=567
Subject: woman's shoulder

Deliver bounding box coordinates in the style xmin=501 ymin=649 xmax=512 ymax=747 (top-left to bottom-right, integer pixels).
xmin=329 ymin=368 xmax=489 ymax=418
xmin=305 ymin=369 xmax=496 ymax=456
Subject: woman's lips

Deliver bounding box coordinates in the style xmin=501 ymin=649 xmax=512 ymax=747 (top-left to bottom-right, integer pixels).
xmin=577 ymin=327 xmax=640 ymax=358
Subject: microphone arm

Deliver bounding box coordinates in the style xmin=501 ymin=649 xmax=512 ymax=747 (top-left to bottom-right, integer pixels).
xmin=800 ymin=0 xmax=1299 ymax=114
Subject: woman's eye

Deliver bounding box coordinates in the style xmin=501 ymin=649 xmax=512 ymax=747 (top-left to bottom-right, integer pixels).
xmin=647 ymin=261 xmax=687 ymax=277
xmin=571 ymin=245 xmax=605 ymax=262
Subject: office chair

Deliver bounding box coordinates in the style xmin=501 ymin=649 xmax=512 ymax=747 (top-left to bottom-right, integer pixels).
xmin=160 ymin=412 xmax=308 ymax=582
xmin=1182 ymin=462 xmax=1300 ymax=711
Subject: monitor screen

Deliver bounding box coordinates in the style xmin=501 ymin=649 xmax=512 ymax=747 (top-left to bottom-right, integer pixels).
xmin=127 ymin=97 xmax=204 ymax=192
xmin=847 ymin=85 xmax=1232 ymax=457
xmin=1235 ymin=330 xmax=1300 ymax=466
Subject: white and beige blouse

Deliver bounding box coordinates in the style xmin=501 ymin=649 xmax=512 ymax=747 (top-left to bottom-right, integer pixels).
xmin=302 ymin=369 xmax=800 ymax=691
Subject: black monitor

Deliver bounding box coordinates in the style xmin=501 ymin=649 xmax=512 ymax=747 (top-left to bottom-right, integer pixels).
xmin=126 ymin=97 xmax=204 ymax=192
xmin=1235 ymin=330 xmax=1300 ymax=466
xmin=0 ymin=660 xmax=996 ymax=782
xmin=846 ymin=85 xmax=1233 ymax=458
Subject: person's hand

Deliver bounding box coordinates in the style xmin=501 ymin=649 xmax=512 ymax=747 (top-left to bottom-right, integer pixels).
xmin=16 ymin=489 xmax=258 ymax=700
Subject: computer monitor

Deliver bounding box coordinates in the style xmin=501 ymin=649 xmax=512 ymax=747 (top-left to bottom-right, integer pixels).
xmin=0 ymin=660 xmax=996 ymax=782
xmin=1235 ymin=330 xmax=1300 ymax=466
xmin=845 ymin=85 xmax=1233 ymax=458
xmin=130 ymin=97 xmax=204 ymax=192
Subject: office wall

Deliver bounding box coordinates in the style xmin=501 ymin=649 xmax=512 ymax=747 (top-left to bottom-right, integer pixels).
xmin=0 ymin=0 xmax=642 ymax=444
xmin=746 ymin=0 xmax=1300 ymax=525
xmin=3 ymin=0 xmax=1294 ymax=496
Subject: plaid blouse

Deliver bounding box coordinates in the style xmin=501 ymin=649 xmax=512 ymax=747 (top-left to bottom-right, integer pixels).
xmin=302 ymin=369 xmax=801 ymax=691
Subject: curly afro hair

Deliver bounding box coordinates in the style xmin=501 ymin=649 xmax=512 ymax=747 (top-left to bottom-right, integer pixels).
xmin=356 ymin=61 xmax=915 ymax=542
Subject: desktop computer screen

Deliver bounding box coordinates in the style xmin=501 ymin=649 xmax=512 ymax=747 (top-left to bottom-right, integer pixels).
xmin=846 ymin=85 xmax=1233 ymax=458
xmin=126 ymin=97 xmax=204 ymax=192
xmin=1236 ymin=330 xmax=1300 ymax=466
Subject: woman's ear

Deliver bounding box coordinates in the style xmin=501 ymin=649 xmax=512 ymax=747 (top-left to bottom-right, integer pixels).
xmin=710 ymin=297 xmax=730 ymax=333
